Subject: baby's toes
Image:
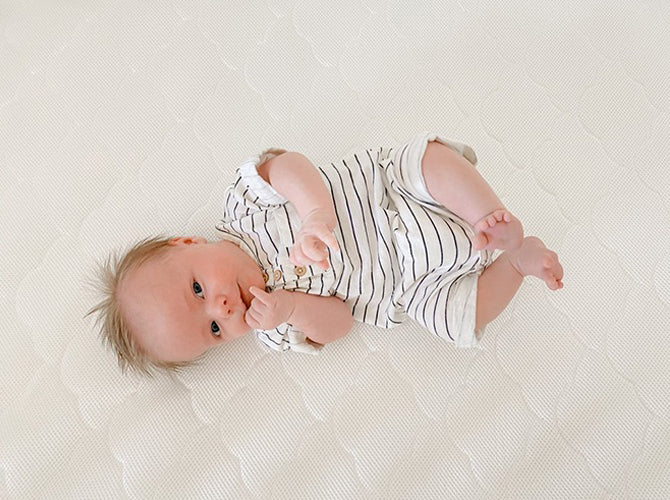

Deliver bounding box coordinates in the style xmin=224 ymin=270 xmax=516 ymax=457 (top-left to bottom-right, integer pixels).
xmin=473 ymin=231 xmax=489 ymax=250
xmin=489 ymin=213 xmax=501 ymax=226
xmin=555 ymin=261 xmax=564 ymax=284
xmin=492 ymin=209 xmax=511 ymax=224
xmin=541 ymin=268 xmax=559 ymax=289
xmin=477 ymin=218 xmax=489 ymax=232
xmin=475 ymin=215 xmax=492 ymax=232
xmin=542 ymin=252 xmax=564 ymax=289
xmin=552 ymin=258 xmax=564 ymax=283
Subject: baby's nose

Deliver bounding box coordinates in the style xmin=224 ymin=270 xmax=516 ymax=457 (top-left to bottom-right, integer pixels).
xmin=214 ymin=295 xmax=233 ymax=318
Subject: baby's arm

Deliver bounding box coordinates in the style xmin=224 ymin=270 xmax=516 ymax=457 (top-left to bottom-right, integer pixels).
xmin=246 ymin=286 xmax=353 ymax=346
xmin=257 ymin=151 xmax=335 ymax=227
xmin=257 ymin=152 xmax=338 ymax=269
xmin=254 ymin=151 xmax=352 ymax=344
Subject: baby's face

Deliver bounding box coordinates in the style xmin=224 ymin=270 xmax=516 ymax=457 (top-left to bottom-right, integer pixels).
xmin=117 ymin=237 xmax=266 ymax=363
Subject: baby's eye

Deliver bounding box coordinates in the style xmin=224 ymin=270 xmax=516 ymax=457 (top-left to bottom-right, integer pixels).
xmin=193 ymin=282 xmax=221 ymax=337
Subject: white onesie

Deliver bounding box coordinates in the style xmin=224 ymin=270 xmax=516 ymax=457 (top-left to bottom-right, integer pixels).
xmin=215 ymin=131 xmax=492 ymax=354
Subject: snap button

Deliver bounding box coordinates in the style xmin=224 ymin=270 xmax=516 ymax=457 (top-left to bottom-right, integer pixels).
xmin=262 ymin=271 xmax=269 ymax=283
xmin=294 ymin=265 xmax=306 ymax=276
xmin=273 ymin=269 xmax=283 ymax=281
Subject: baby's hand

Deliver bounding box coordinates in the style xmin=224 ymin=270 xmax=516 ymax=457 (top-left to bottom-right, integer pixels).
xmin=290 ymin=209 xmax=339 ymax=270
xmin=245 ymin=287 xmax=296 ymax=330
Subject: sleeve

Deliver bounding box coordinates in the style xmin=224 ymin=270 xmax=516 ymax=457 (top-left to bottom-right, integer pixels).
xmin=222 ymin=155 xmax=288 ymax=222
xmin=254 ymin=323 xmax=324 ymax=355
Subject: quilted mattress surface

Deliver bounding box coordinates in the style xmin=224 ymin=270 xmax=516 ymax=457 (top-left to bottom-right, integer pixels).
xmin=2 ymin=0 xmax=670 ymax=498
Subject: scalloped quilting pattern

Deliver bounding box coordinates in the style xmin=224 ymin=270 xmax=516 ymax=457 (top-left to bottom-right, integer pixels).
xmin=2 ymin=1 xmax=670 ymax=498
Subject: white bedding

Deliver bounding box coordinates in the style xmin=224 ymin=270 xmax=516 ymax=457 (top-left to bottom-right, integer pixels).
xmin=2 ymin=1 xmax=670 ymax=498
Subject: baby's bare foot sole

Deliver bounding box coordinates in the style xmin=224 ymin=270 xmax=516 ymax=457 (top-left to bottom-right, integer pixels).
xmin=510 ymin=236 xmax=564 ymax=290
xmin=473 ymin=209 xmax=524 ymax=251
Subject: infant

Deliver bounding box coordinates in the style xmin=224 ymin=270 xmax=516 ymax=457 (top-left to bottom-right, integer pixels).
xmin=86 ymin=132 xmax=563 ymax=375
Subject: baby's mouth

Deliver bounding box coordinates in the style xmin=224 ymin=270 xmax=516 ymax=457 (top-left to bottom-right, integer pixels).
xmin=238 ymin=284 xmax=249 ymax=309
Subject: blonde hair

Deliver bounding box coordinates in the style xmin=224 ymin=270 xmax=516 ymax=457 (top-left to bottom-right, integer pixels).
xmin=84 ymin=234 xmax=196 ymax=377
xmin=84 ymin=148 xmax=287 ymax=376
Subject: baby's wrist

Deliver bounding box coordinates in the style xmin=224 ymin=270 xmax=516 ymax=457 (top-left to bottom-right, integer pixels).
xmin=304 ymin=207 xmax=336 ymax=231
xmin=274 ymin=289 xmax=297 ymax=324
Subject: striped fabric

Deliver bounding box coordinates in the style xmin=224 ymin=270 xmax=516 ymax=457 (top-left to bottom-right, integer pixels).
xmin=215 ymin=132 xmax=492 ymax=354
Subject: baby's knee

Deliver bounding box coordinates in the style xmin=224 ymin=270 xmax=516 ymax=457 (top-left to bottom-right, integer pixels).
xmin=422 ymin=141 xmax=474 ymax=178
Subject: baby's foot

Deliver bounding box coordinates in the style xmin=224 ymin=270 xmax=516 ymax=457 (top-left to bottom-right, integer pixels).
xmin=509 ymin=236 xmax=564 ymax=290
xmin=473 ymin=209 xmax=524 ymax=251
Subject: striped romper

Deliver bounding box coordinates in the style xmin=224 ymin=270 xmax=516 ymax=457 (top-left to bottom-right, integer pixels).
xmin=215 ymin=132 xmax=493 ymax=354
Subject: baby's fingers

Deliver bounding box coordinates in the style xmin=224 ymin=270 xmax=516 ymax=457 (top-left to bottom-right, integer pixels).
xmin=245 ymin=308 xmax=261 ymax=329
xmin=302 ymin=238 xmax=328 ymax=263
xmin=290 ymin=244 xmax=310 ymax=266
xmin=289 ymin=242 xmax=325 ymax=269
xmin=313 ymin=227 xmax=339 ymax=253
xmin=249 ymin=287 xmax=273 ymax=310
xmin=250 ymin=299 xmax=268 ymax=316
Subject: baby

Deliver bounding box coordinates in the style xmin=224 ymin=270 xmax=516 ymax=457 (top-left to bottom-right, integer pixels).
xmin=86 ymin=132 xmax=563 ymax=376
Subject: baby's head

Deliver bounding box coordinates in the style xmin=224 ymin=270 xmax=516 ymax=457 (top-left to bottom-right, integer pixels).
xmin=85 ymin=235 xmax=265 ymax=376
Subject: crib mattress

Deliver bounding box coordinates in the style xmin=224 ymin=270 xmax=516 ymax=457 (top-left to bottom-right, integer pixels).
xmin=1 ymin=1 xmax=670 ymax=498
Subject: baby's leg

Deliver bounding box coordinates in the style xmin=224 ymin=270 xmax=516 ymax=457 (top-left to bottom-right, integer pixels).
xmin=475 ymin=236 xmax=564 ymax=330
xmin=421 ymin=141 xmax=523 ymax=251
